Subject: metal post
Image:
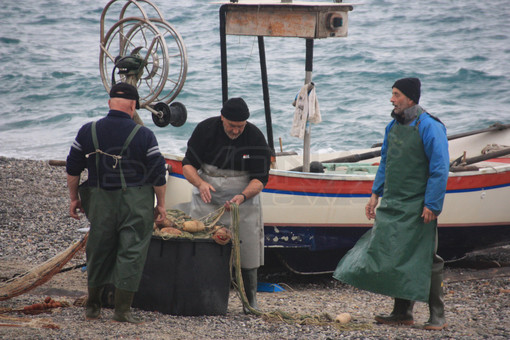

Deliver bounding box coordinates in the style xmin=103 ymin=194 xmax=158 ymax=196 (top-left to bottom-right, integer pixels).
xmin=219 ymin=5 xmax=228 ymax=104
xmin=302 ymin=38 xmax=314 ymax=172
xmin=258 ymin=36 xmax=275 ymax=154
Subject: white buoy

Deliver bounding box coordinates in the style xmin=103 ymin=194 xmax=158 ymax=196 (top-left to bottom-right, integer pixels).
xmin=335 ymin=312 xmax=352 ymax=324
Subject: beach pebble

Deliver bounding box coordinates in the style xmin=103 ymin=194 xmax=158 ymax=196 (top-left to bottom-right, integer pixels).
xmin=1 ymin=157 xmax=510 ymax=340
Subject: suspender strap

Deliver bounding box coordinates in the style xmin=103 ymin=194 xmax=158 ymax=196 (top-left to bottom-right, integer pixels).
xmin=119 ymin=124 xmax=142 ymax=190
xmin=89 ymin=122 xmax=142 ymax=190
xmin=91 ymin=121 xmax=100 ymax=188
xmin=121 ymin=124 xmax=142 ymax=154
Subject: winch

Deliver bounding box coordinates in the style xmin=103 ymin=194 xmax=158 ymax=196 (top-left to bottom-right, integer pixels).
xmin=99 ymin=0 xmax=188 ymax=128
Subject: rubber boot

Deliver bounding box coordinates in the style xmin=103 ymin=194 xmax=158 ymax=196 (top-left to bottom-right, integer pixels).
xmin=85 ymin=286 xmax=104 ymax=320
xmin=374 ymin=298 xmax=415 ymax=325
xmin=241 ymin=268 xmax=259 ymax=314
xmin=424 ymin=254 xmax=447 ymax=330
xmin=112 ymin=288 xmax=143 ymax=324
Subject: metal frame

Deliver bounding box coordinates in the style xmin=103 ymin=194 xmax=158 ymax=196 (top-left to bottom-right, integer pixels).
xmin=219 ymin=1 xmax=353 ymax=171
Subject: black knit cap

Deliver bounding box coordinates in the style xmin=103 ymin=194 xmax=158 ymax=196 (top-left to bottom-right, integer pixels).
xmin=110 ymin=82 xmax=140 ymax=109
xmin=392 ymin=77 xmax=421 ymax=104
xmin=221 ymin=97 xmax=250 ymax=121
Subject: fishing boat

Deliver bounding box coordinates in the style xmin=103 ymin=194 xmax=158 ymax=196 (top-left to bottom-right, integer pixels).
xmin=162 ymin=1 xmax=510 ymax=274
xmin=100 ymin=0 xmax=510 ymax=274
xmin=164 ymin=123 xmax=510 ymax=274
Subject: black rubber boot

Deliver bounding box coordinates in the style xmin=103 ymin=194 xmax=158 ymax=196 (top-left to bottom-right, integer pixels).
xmin=112 ymin=288 xmax=143 ymax=324
xmin=241 ymin=268 xmax=259 ymax=314
xmin=424 ymin=254 xmax=447 ymax=330
xmin=85 ymin=286 xmax=104 ymax=320
xmin=375 ymin=298 xmax=415 ymax=325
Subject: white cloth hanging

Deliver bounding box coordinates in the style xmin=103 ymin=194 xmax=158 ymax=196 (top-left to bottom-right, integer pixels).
xmin=290 ymin=83 xmax=321 ymax=139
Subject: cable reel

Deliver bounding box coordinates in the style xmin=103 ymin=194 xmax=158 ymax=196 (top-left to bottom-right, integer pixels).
xmin=152 ymin=102 xmax=187 ymax=128
xmin=99 ymin=0 xmax=188 ymax=127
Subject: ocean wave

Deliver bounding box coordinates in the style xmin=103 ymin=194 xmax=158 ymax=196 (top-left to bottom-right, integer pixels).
xmin=1 ymin=0 xmax=509 ymax=160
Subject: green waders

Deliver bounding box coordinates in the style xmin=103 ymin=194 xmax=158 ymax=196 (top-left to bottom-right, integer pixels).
xmin=424 ymin=241 xmax=447 ymax=330
xmin=374 ymin=298 xmax=415 ymax=325
xmin=333 ymin=117 xmax=443 ymax=326
xmin=80 ymin=122 xmax=154 ymax=324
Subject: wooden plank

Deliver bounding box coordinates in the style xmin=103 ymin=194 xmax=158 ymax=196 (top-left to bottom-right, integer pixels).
xmin=226 ymin=9 xmax=317 ymax=38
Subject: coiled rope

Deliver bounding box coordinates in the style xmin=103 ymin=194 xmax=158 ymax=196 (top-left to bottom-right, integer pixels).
xmin=228 ymin=203 xmax=263 ymax=316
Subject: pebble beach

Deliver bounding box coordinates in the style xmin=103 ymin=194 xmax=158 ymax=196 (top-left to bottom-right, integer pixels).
xmin=1 ymin=157 xmax=510 ymax=339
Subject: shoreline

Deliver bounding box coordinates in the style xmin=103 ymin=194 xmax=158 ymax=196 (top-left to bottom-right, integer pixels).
xmin=1 ymin=157 xmax=509 ymax=339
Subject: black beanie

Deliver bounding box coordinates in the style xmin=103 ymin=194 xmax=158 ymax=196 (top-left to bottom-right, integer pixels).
xmin=221 ymin=97 xmax=250 ymax=121
xmin=392 ymin=77 xmax=421 ymax=104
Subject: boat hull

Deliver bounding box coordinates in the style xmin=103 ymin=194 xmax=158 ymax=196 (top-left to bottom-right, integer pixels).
xmin=163 ymin=128 xmax=510 ymax=273
xmin=164 ymin=155 xmax=510 ymax=273
xmin=263 ymin=224 xmax=510 ymax=274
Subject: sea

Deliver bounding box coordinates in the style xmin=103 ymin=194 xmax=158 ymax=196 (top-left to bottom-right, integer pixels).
xmin=1 ymin=0 xmax=509 ymax=161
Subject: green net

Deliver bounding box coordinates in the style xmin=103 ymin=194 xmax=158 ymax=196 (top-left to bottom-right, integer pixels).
xmin=152 ymin=207 xmax=228 ymax=241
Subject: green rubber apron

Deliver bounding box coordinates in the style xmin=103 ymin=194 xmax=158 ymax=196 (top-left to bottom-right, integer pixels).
xmin=188 ymin=164 xmax=264 ymax=269
xmin=333 ymin=117 xmax=436 ymax=302
xmin=79 ymin=122 xmax=155 ymax=291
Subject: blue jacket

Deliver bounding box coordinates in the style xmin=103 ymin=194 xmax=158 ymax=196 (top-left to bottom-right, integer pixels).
xmin=66 ymin=110 xmax=166 ymax=189
xmin=372 ymin=111 xmax=449 ymax=215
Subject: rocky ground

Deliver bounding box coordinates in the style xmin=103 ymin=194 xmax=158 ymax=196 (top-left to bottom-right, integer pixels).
xmin=1 ymin=157 xmax=509 ymax=339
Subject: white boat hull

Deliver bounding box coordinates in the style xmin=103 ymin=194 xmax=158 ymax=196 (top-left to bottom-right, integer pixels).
xmin=163 ymin=126 xmax=510 ymax=273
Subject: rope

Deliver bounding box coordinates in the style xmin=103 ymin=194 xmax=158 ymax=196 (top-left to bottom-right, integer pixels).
xmin=197 ymin=205 xmax=226 ymax=230
xmin=228 ymin=203 xmax=372 ymax=331
xmin=229 ymin=203 xmax=263 ymax=316
xmin=85 ymin=149 xmax=122 ymax=168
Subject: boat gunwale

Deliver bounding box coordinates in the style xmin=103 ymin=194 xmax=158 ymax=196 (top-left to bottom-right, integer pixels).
xmin=164 ymin=153 xmax=510 ymax=180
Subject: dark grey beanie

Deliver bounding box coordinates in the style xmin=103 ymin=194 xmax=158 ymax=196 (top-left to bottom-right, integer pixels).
xmin=392 ymin=77 xmax=421 ymax=104
xmin=221 ymin=97 xmax=250 ymax=121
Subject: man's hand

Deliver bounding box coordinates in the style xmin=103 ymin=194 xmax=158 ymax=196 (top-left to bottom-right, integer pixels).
xmin=154 ymin=205 xmax=166 ymax=224
xmin=421 ymin=207 xmax=437 ymax=224
xmin=224 ymin=194 xmax=245 ymax=211
xmin=67 ymin=174 xmax=82 ymax=220
xmin=182 ymin=164 xmax=216 ymax=203
xmin=365 ymin=194 xmax=379 ymax=220
xmin=198 ymin=181 xmax=216 ymax=203
xmin=69 ymin=199 xmax=83 ymax=220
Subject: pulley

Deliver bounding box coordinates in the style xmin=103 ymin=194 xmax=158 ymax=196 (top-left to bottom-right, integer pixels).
xmin=151 ymin=102 xmax=187 ymax=128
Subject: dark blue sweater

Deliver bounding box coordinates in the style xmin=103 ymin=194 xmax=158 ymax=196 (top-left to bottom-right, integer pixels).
xmin=66 ymin=110 xmax=166 ymax=189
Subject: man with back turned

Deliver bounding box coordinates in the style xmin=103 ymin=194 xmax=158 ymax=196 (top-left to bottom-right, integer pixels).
xmin=66 ymin=82 xmax=167 ymax=323
xmin=333 ymin=78 xmax=450 ymax=330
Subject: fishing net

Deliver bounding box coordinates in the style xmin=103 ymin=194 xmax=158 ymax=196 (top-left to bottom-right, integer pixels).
xmin=152 ymin=207 xmax=231 ymax=245
xmin=0 ymin=234 xmax=88 ymax=301
xmin=0 ymin=314 xmax=60 ymax=329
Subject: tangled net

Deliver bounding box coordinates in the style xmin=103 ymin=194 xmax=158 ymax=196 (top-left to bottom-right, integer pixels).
xmin=153 ymin=207 xmax=231 ymax=245
xmin=0 ymin=234 xmax=88 ymax=301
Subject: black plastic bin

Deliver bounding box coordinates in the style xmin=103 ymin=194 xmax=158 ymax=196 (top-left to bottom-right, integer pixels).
xmin=132 ymin=236 xmax=232 ymax=316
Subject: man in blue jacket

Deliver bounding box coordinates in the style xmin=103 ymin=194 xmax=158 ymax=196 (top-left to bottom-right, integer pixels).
xmin=333 ymin=78 xmax=450 ymax=330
